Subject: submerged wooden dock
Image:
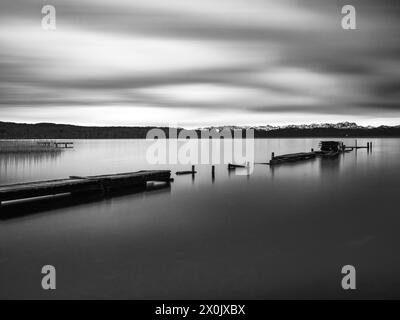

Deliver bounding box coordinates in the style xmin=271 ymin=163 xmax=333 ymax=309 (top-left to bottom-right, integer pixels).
xmin=228 ymin=163 xmax=247 ymax=169
xmin=0 ymin=170 xmax=171 ymax=205
xmin=268 ymin=140 xmax=372 ymax=166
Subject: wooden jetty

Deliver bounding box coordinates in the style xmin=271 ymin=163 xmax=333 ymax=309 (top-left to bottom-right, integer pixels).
xmin=344 ymin=140 xmax=372 ymax=150
xmin=228 ymin=163 xmax=247 ymax=169
xmin=54 ymin=142 xmax=74 ymax=148
xmin=0 ymin=170 xmax=171 ymax=205
xmin=36 ymin=141 xmax=52 ymax=147
xmin=176 ymin=170 xmax=197 ymax=175
xmin=319 ymin=141 xmax=344 ymax=152
xmin=268 ymin=140 xmax=372 ymax=166
xmin=36 ymin=141 xmax=74 ymax=148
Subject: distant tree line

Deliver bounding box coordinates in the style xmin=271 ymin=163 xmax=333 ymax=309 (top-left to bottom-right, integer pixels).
xmin=1 ymin=121 xmax=400 ymax=139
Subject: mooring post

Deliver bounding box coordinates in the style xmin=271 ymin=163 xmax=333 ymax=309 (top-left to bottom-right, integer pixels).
xmin=355 ymin=139 xmax=357 ymax=148
xmin=211 ymin=165 xmax=215 ymax=175
xmin=192 ymin=165 xmax=195 ymax=172
xmin=271 ymin=152 xmax=275 ymax=160
xmin=311 ymin=148 xmax=314 ymax=152
xmin=370 ymin=141 xmax=372 ymax=150
xmin=367 ymin=142 xmax=370 ymax=150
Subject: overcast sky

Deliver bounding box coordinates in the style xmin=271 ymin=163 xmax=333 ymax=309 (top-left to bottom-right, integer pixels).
xmin=0 ymin=0 xmax=399 ymax=127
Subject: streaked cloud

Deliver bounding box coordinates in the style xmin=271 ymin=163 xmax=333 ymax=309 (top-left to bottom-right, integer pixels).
xmin=0 ymin=0 xmax=399 ymax=126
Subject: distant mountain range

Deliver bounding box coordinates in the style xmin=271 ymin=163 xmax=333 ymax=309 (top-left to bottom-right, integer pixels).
xmin=200 ymin=122 xmax=378 ymax=131
xmin=1 ymin=121 xmax=400 ymax=139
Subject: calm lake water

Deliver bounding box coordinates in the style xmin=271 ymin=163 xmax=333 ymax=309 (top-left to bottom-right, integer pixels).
xmin=1 ymin=138 xmax=400 ymax=299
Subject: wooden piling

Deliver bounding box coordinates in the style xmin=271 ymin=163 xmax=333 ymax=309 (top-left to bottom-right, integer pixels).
xmin=192 ymin=165 xmax=195 ymax=172
xmin=271 ymin=152 xmax=275 ymax=160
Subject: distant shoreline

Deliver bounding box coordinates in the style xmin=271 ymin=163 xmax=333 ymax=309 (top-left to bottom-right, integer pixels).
xmin=1 ymin=121 xmax=400 ymax=139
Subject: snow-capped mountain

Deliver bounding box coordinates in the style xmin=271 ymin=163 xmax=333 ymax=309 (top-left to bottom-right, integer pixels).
xmin=198 ymin=122 xmax=389 ymax=132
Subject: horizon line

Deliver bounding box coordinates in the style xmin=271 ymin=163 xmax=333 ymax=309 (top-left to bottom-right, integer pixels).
xmin=1 ymin=120 xmax=400 ymax=130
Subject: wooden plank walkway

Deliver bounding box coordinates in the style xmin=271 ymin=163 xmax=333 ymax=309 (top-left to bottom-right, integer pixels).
xmin=176 ymin=171 xmax=197 ymax=175
xmin=54 ymin=142 xmax=74 ymax=148
xmin=0 ymin=170 xmax=171 ymax=204
xmin=228 ymin=163 xmax=248 ymax=169
xmin=36 ymin=141 xmax=74 ymax=148
xmin=267 ymin=140 xmax=371 ymax=166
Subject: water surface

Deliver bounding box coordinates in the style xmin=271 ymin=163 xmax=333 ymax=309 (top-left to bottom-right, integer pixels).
xmin=1 ymin=138 xmax=400 ymax=299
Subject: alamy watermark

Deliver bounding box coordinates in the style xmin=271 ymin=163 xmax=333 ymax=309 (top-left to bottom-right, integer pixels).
xmin=145 ymin=127 xmax=255 ymax=175
xmin=41 ymin=265 xmax=56 ymax=290
xmin=341 ymin=5 xmax=357 ymax=30
xmin=41 ymin=5 xmax=56 ymax=30
xmin=341 ymin=265 xmax=356 ymax=290
xmin=40 ymin=4 xmax=357 ymax=31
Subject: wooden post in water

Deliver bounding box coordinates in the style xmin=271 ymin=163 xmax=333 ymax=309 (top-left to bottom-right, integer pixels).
xmin=271 ymin=152 xmax=275 ymax=160
xmin=311 ymin=148 xmax=314 ymax=152
xmin=370 ymin=142 xmax=372 ymax=150
xmin=192 ymin=165 xmax=195 ymax=172
xmin=367 ymin=142 xmax=370 ymax=151
xmin=355 ymin=139 xmax=357 ymax=148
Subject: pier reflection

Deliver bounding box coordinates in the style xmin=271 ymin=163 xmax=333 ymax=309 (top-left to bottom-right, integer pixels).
xmin=0 ymin=151 xmax=63 ymax=184
xmin=319 ymin=155 xmax=341 ymax=173
xmin=0 ymin=182 xmax=171 ymax=221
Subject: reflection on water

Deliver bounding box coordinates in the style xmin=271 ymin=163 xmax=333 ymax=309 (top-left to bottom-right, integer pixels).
xmin=0 ymin=182 xmax=171 ymax=221
xmin=0 ymin=151 xmax=63 ymax=184
xmin=319 ymin=155 xmax=341 ymax=174
xmin=1 ymin=138 xmax=400 ymax=299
